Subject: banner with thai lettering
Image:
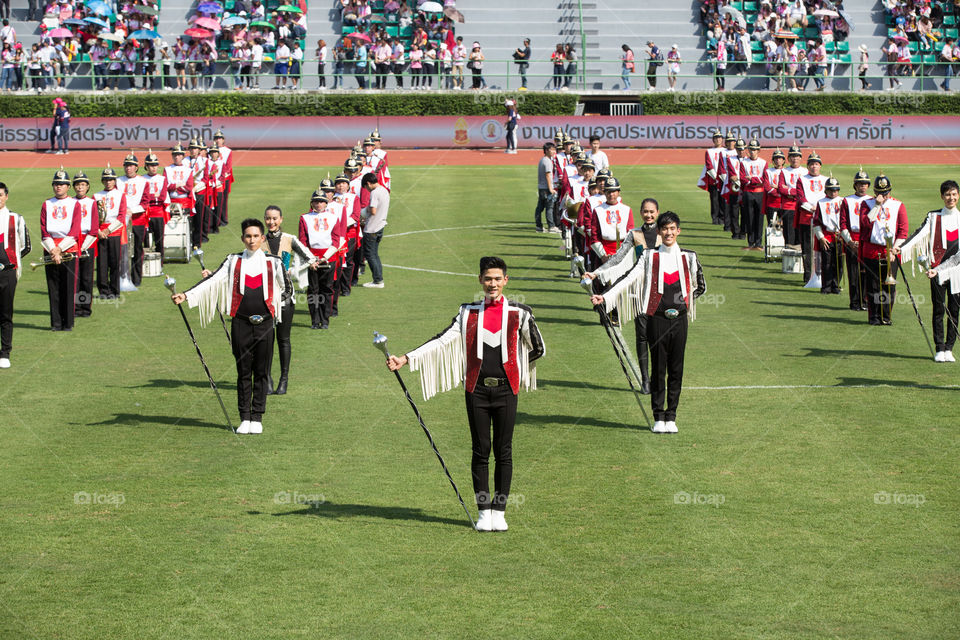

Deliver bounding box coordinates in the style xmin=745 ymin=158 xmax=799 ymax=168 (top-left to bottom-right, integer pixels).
xmin=1 ymin=115 xmax=957 ymax=149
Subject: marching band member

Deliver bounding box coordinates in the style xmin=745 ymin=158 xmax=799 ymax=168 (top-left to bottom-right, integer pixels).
xmin=264 ymin=204 xmax=317 ymax=394
xmin=186 ymin=138 xmax=209 ymax=244
xmin=763 ymin=148 xmax=785 ymax=229
xmin=591 ymin=211 xmax=705 ymax=434
xmin=562 ymin=159 xmax=594 ymax=267
xmin=212 ymin=129 xmax=233 ymax=225
xmin=0 ymin=181 xmax=31 ymax=369
xmin=839 ymin=169 xmax=871 ymax=311
xmin=72 ymin=171 xmax=98 ymax=318
xmin=165 ymin=143 xmax=198 ymax=249
xmin=118 ymin=153 xmax=148 ymax=286
xmin=333 ymin=173 xmax=362 ymax=297
xmin=583 ymin=197 xmax=662 ymax=395
xmin=777 ymin=145 xmax=807 ymax=249
xmin=140 ymin=150 xmax=170 ymax=259
xmin=796 ymin=151 xmax=826 ymax=283
xmin=812 ymin=176 xmax=844 ymax=295
xmin=319 ymin=178 xmax=344 ymax=319
xmin=93 ymin=165 xmax=127 ymax=300
xmin=298 ymin=188 xmax=341 ymax=330
xmin=206 ymin=144 xmax=227 ymax=234
xmin=901 ymin=179 xmax=960 ymax=360
xmin=172 ymin=218 xmax=290 ymax=435
xmin=858 ymin=174 xmax=908 ymax=326
xmin=386 ymin=256 xmax=545 ymax=532
xmin=721 ymin=135 xmax=744 ymax=239
xmin=738 ymin=139 xmax=767 ymax=250
xmin=370 ymin=128 xmax=388 ymax=168
xmin=40 ymin=168 xmax=81 ymax=332
xmin=587 ymin=177 xmax=634 ymax=268
xmin=698 ymin=128 xmax=725 ymax=225
xmin=363 ymin=136 xmax=390 ymax=191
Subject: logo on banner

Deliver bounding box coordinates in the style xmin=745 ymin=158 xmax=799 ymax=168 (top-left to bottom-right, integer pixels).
xmin=479 ymin=119 xmax=503 ymax=144
xmin=453 ymin=117 xmax=470 ymax=146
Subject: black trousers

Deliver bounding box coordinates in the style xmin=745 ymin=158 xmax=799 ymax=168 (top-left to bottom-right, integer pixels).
xmin=306 ymin=264 xmax=335 ymax=326
xmin=818 ymin=240 xmax=842 ymax=294
xmin=708 ymin=185 xmax=721 ymax=224
xmin=232 ymin=315 xmax=275 ymax=421
xmin=148 ymin=217 xmax=165 ymax=258
xmin=97 ymin=235 xmax=121 ymax=298
xmin=131 ymin=225 xmax=146 ymax=286
xmin=930 ymin=278 xmax=960 ymax=351
xmin=633 ymin=313 xmax=650 ymax=383
xmin=724 ymin=193 xmax=740 ymax=236
xmin=339 ymin=237 xmax=357 ymax=295
xmin=392 ymin=62 xmax=404 ymax=87
xmin=76 ymin=254 xmax=95 ymax=317
xmin=646 ymin=313 xmax=687 ymax=422
xmin=45 ymin=259 xmax=77 ymax=330
xmin=743 ymin=191 xmax=764 ymax=247
xmin=844 ymin=244 xmax=865 ymax=309
xmin=330 ymin=261 xmax=341 ymax=317
xmin=269 ymin=301 xmax=294 ymax=380
xmin=189 ymin=213 xmax=203 ymax=250
xmin=348 ymin=237 xmax=363 ymax=285
xmin=196 ymin=200 xmax=210 ymax=243
xmin=0 ymin=268 xmax=16 ymax=358
xmin=863 ymin=257 xmax=896 ymax=324
xmin=798 ymin=223 xmax=812 ymax=281
xmin=465 ymin=385 xmax=518 ymax=511
xmin=781 ymin=209 xmax=796 ymax=245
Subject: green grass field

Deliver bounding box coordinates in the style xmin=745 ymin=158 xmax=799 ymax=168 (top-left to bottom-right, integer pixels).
xmin=1 ymin=163 xmax=957 ymax=639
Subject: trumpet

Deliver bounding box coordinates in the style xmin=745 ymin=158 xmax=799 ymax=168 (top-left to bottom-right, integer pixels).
xmin=30 ymin=250 xmax=90 ymax=271
xmin=883 ymin=231 xmax=897 ymax=285
xmin=96 ymin=198 xmax=107 ymax=224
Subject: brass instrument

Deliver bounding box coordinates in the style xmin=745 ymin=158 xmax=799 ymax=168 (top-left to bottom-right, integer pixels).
xmin=96 ymin=198 xmax=107 ymax=224
xmin=883 ymin=230 xmax=898 ymax=285
xmin=30 ymin=250 xmax=90 ymax=271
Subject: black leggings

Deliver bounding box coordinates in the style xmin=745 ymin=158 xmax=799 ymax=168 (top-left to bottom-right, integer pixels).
xmin=465 ymin=385 xmax=518 ymax=511
xmin=269 ymin=301 xmax=294 ymax=379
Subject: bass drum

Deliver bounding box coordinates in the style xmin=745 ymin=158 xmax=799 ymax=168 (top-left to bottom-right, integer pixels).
xmin=163 ymin=213 xmax=192 ymax=263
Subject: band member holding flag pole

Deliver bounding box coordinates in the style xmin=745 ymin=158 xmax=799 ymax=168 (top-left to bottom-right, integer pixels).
xmin=385 ymin=256 xmax=545 ymax=532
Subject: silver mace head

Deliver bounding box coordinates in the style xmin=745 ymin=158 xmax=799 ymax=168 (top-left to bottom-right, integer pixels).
xmin=191 ymin=247 xmax=205 ymax=267
xmin=373 ymin=331 xmax=391 ymax=357
xmin=579 ymin=277 xmax=593 ymax=294
xmin=918 ymin=254 xmax=930 ymax=271
xmin=573 ymin=255 xmax=586 ymax=276
xmin=162 ymin=273 xmax=177 ymax=294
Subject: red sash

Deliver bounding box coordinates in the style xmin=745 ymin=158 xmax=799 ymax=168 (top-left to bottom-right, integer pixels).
xmin=3 ymin=217 xmax=17 ymax=269
xmin=229 ymin=259 xmax=274 ymax=317
xmin=464 ymin=308 xmax=521 ymax=394
xmin=932 ymin=216 xmax=959 ymax=267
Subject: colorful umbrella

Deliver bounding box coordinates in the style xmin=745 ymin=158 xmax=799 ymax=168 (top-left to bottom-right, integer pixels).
xmin=248 ymin=20 xmax=277 ymax=30
xmin=346 ymin=31 xmax=371 ymax=43
xmin=184 ymin=27 xmax=214 ymax=38
xmin=85 ymin=1 xmax=114 ymax=16
xmin=46 ymin=27 xmax=74 ymax=38
xmin=221 ymin=15 xmax=247 ymax=27
xmin=83 ymin=16 xmax=111 ymax=28
xmin=892 ymin=34 xmax=909 ymax=44
xmin=812 ymin=8 xmax=839 ymax=18
xmin=443 ymin=7 xmax=465 ymax=23
xmin=277 ymin=4 xmax=303 ymax=12
xmin=128 ymin=29 xmax=161 ymax=39
xmin=194 ymin=17 xmax=221 ymax=31
xmin=64 ymin=18 xmax=88 ymax=26
xmin=97 ymin=31 xmax=124 ymax=42
xmin=775 ymin=31 xmax=798 ymax=40
xmin=197 ymin=2 xmax=224 ymax=13
xmin=419 ymin=1 xmax=442 ymax=12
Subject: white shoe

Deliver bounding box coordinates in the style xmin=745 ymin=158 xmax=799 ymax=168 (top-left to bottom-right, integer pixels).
xmin=935 ymin=351 xmax=945 ymax=362
xmin=547 ymin=226 xmax=561 ymax=233
xmin=664 ymin=421 xmax=678 ymax=433
xmin=490 ymin=510 xmax=508 ymax=531
xmin=475 ymin=509 xmax=493 ymax=531
xmin=652 ymin=420 xmax=668 ymax=433
xmin=236 ymin=420 xmax=251 ymax=434
xmin=945 ymin=351 xmax=956 ymax=362
xmin=0 ymin=357 xmax=9 ymax=369
xmin=248 ymin=421 xmax=263 ymax=434
xmin=362 ymin=281 xmax=384 ymax=288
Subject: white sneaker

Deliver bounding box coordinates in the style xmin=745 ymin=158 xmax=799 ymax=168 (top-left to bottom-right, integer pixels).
xmin=475 ymin=509 xmax=493 ymax=531
xmin=249 ymin=421 xmax=263 ymax=434
xmin=935 ymin=351 xmax=945 ymax=362
xmin=0 ymin=357 xmax=10 ymax=369
xmin=490 ymin=510 xmax=508 ymax=531
xmin=945 ymin=351 xmax=956 ymax=362
xmin=362 ymin=281 xmax=384 ymax=288
xmin=652 ymin=420 xmax=668 ymax=433
xmin=664 ymin=421 xmax=678 ymax=433
xmin=236 ymin=420 xmax=251 ymax=434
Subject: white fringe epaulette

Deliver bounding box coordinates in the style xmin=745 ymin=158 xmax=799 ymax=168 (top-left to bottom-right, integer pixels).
xmin=188 ymin=262 xmax=234 ymax=329
xmin=407 ymin=314 xmax=465 ymax=401
xmin=898 ymin=212 xmax=934 ymax=277
xmin=602 ymin=256 xmax=645 ymax=322
xmin=596 ymin=234 xmax=639 ymax=286
xmin=937 ymin=262 xmax=960 ymax=292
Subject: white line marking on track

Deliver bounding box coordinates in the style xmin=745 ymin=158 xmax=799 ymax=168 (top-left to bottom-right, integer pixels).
xmin=385 ymin=223 xmax=525 ymax=238
xmin=686 ymin=384 xmax=960 ymax=390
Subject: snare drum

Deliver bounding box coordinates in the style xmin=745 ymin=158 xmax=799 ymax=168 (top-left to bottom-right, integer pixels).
xmin=143 ymin=251 xmax=163 ymax=277
xmin=781 ymin=248 xmax=803 ymax=274
xmin=162 ymin=214 xmax=192 ymax=263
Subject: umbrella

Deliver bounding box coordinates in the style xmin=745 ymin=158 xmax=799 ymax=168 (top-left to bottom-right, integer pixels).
xmin=85 ymin=1 xmax=114 ymax=16
xmin=64 ymin=18 xmax=88 ymax=26
xmin=368 ymin=14 xmax=386 ymax=23
xmin=194 ymin=17 xmax=221 ymax=31
xmin=47 ymin=27 xmax=74 ymax=38
xmin=812 ymin=8 xmax=839 ymax=18
xmin=893 ymin=34 xmax=909 ymax=44
xmin=83 ymin=16 xmax=111 ymax=28
xmin=98 ymin=31 xmax=124 ymax=42
xmin=277 ymin=4 xmax=303 ymax=12
xmin=248 ymin=20 xmax=277 ymax=30
xmin=443 ymin=7 xmax=465 ymax=23
xmin=775 ymin=30 xmax=798 ymax=40
xmin=184 ymin=27 xmax=214 ymax=38
xmin=197 ymin=2 xmax=223 ymax=13
xmin=346 ymin=31 xmax=371 ymax=43
xmin=221 ymin=15 xmax=247 ymax=27
xmin=720 ymin=5 xmax=746 ymax=29
xmin=418 ymin=1 xmax=443 ymax=13
xmin=132 ymin=5 xmax=159 ymax=15
xmin=128 ymin=29 xmax=161 ymax=39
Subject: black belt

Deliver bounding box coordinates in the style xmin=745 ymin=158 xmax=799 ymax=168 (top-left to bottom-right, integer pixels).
xmin=480 ymin=376 xmax=509 ymax=387
xmin=655 ymin=307 xmax=687 ymax=319
xmin=235 ymin=314 xmax=269 ymax=325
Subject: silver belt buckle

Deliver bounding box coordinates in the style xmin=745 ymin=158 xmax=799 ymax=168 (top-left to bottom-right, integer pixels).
xmin=482 ymin=377 xmax=500 ymax=387
xmin=249 ymin=314 xmax=264 ymax=325
xmin=665 ymin=309 xmax=680 ymax=319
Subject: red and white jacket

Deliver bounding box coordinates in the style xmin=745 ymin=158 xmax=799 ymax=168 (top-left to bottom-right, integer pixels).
xmin=405 ymin=296 xmax=545 ymax=400
xmin=857 ymin=196 xmax=909 ymax=261
xmin=900 ymin=206 xmax=960 ymax=269
xmin=777 ymin=166 xmax=808 ymax=212
xmin=763 ymin=166 xmax=783 ymax=210
xmin=298 ymin=207 xmax=342 ymax=262
xmin=94 ymin=188 xmax=128 ymax=240
xmin=600 ymin=243 xmax=706 ymax=322
xmin=76 ymin=196 xmax=99 ymax=256
xmin=184 ymin=249 xmax=287 ymax=327
xmin=141 ymin=173 xmax=171 ymax=222
xmin=721 ymin=151 xmax=743 ymax=199
xmin=165 ymin=162 xmax=195 ymax=212
xmin=839 ymin=193 xmax=870 ymax=245
xmin=812 ymin=195 xmax=844 ymax=250
xmin=0 ymin=207 xmax=29 ymax=279
xmin=739 ymin=157 xmax=768 ymax=194
xmin=697 ymin=146 xmax=726 ymax=190
xmin=118 ymin=175 xmax=148 ymax=226
xmin=589 ymin=201 xmax=634 ymax=257
xmin=40 ymin=196 xmax=81 ymax=255
xmin=795 ymin=173 xmax=826 ymax=226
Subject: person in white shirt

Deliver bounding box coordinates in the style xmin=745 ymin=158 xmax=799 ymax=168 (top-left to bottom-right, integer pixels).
xmin=273 ymin=39 xmax=290 ymax=88
xmin=250 ymin=38 xmax=264 ymax=88
xmin=289 ymin=40 xmax=302 ymax=89
xmin=452 ymin=35 xmax=466 ymax=90
xmin=315 ymin=38 xmax=327 ymax=88
xmin=585 ymin=135 xmax=609 ymax=172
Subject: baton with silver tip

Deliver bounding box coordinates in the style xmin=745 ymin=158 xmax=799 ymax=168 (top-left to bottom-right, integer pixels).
xmin=192 ymin=247 xmax=232 ymax=346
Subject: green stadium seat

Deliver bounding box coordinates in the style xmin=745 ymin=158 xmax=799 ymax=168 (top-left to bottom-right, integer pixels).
xmin=744 ymin=1 xmax=757 ymax=12
xmin=923 ymin=54 xmax=938 ymax=65
xmin=824 ymin=41 xmax=835 ymax=53
xmin=224 ymin=0 xmax=234 ymax=9
xmin=750 ymin=40 xmax=761 ymax=52
xmin=342 ymin=25 xmax=356 ymax=35
xmin=942 ymin=1 xmax=956 ymax=14
xmin=910 ymin=53 xmax=922 ymax=64
xmin=838 ymin=53 xmax=851 ymax=64
xmin=385 ymin=25 xmax=398 ymax=37
xmin=398 ymin=24 xmax=413 ymax=37
xmin=908 ymin=41 xmax=919 ymax=53
xmin=835 ymin=41 xmax=849 ymax=53
xmin=805 ymin=26 xmax=819 ymax=39
xmin=944 ymin=15 xmax=957 ymax=26
xmin=887 ymin=28 xmax=897 ymax=38
xmin=753 ymin=52 xmax=766 ymax=63
xmin=948 ymin=28 xmax=959 ymax=39
xmin=791 ymin=26 xmax=803 ymax=36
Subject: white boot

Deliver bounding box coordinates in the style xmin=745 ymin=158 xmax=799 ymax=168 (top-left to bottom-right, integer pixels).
xmin=0 ymin=357 xmax=10 ymax=369
xmin=945 ymin=351 xmax=956 ymax=362
xmin=248 ymin=421 xmax=263 ymax=434
xmin=236 ymin=420 xmax=251 ymax=434
xmin=475 ymin=509 xmax=493 ymax=531
xmin=652 ymin=420 xmax=668 ymax=433
xmin=664 ymin=421 xmax=678 ymax=433
xmin=490 ymin=510 xmax=508 ymax=531
xmin=935 ymin=351 xmax=945 ymax=362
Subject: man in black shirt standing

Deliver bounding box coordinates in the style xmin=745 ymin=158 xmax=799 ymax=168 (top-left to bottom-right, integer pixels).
xmin=514 ymin=38 xmax=531 ymax=90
